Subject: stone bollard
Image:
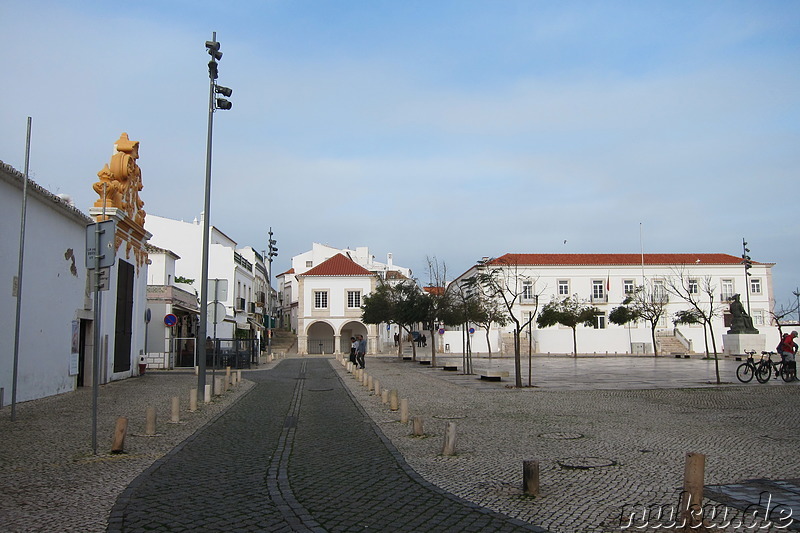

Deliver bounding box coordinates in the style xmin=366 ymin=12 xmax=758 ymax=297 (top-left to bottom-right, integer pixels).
xmin=442 ymin=422 xmax=457 ymax=456
xmin=204 ymin=384 xmax=211 ymax=404
xmin=171 ymin=396 xmax=180 ymax=423
xmin=145 ymin=406 xmax=157 ymax=436
xmin=523 ymin=460 xmax=540 ymax=496
xmin=189 ymin=388 xmax=198 ymax=412
xmin=362 ymin=372 xmax=369 ymax=386
xmin=194 ymin=366 xmax=199 ymax=376
xmin=368 ymin=375 xmax=374 ymax=392
xmin=111 ymin=416 xmax=128 ymax=453
xmin=226 ymin=366 xmax=231 ymax=385
xmin=237 ymin=369 xmax=242 ymax=384
xmin=412 ymin=416 xmax=424 ymax=436
xmin=400 ymin=399 xmax=409 ymax=424
xmin=681 ymin=452 xmax=706 ymax=525
xmin=389 ymin=390 xmax=399 ymax=411
xmin=215 ymin=377 xmax=224 ymax=396
xmin=374 ymin=379 xmax=381 ymax=397
xmin=381 ymin=390 xmax=389 ymax=405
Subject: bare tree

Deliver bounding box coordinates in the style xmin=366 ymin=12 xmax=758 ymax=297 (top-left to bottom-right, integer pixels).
xmin=768 ymin=296 xmax=800 ymax=337
xmin=608 ymin=285 xmax=669 ymax=356
xmin=666 ymin=269 xmax=725 ymax=384
xmin=466 ymin=257 xmax=541 ymax=388
xmin=423 ymin=256 xmax=452 ymax=368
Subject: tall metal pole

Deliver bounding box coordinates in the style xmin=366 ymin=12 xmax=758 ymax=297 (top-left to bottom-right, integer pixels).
xmin=91 ymin=186 xmax=106 ymax=454
xmin=197 ymin=31 xmax=217 ymax=398
xmin=267 ymin=227 xmax=273 ymax=355
xmin=742 ymin=238 xmax=752 ymax=315
xmin=11 ymin=117 xmax=32 ymax=421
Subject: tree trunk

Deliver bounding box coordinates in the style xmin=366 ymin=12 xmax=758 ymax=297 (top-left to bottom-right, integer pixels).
xmin=650 ymin=324 xmax=659 ymax=357
xmin=428 ymin=328 xmax=437 ymax=368
xmin=571 ymin=327 xmax=578 ymax=358
xmin=707 ymin=320 xmax=720 ymax=384
xmin=514 ymin=328 xmax=522 ymax=388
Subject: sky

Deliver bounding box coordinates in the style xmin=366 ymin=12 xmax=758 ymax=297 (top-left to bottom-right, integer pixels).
xmin=2 ymin=1 xmax=799 ymax=306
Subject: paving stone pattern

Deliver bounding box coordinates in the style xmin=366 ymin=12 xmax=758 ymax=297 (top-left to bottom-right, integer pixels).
xmin=340 ymin=355 xmax=800 ymax=532
xmin=109 ymin=358 xmax=544 ymax=532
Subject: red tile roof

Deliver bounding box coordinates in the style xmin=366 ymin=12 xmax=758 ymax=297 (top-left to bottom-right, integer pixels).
xmin=298 ymin=254 xmax=374 ymax=277
xmin=423 ymin=286 xmax=445 ymax=295
xmin=277 ymin=268 xmax=295 ymax=277
xmin=487 ymin=253 xmax=760 ymax=266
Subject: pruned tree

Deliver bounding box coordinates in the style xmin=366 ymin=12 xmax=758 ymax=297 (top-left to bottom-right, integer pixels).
xmin=768 ymin=295 xmax=800 ymax=337
xmin=473 ymin=293 xmax=509 ymax=360
xmin=608 ymin=285 xmax=669 ymax=356
xmin=362 ymin=280 xmax=427 ymax=360
xmin=423 ymin=257 xmax=453 ymax=368
xmin=440 ymin=281 xmax=483 ymax=375
xmin=536 ymin=295 xmax=599 ymax=358
xmin=666 ymin=270 xmax=725 ymax=384
xmin=466 ymin=257 xmax=540 ymax=388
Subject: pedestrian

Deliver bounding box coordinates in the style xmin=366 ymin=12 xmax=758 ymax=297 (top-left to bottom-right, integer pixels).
xmin=778 ymin=331 xmax=798 ymax=374
xmin=394 ymin=332 xmax=399 ymax=347
xmin=422 ymin=334 xmax=427 ymax=347
xmin=356 ymin=334 xmax=367 ymax=369
xmin=349 ymin=336 xmax=357 ymax=366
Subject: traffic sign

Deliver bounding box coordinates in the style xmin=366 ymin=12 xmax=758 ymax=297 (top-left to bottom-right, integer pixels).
xmin=469 ymin=327 xmax=475 ymax=335
xmin=164 ymin=313 xmax=178 ymax=327
xmin=85 ymin=220 xmax=116 ymax=269
xmin=207 ymin=302 xmax=226 ymax=325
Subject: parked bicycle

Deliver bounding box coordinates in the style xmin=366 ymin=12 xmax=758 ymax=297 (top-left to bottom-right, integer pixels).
xmin=755 ymin=351 xmax=796 ymax=383
xmin=736 ymin=350 xmax=759 ymax=383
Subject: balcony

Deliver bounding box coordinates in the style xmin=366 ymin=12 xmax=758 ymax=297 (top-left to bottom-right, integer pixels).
xmin=235 ymin=297 xmax=246 ymax=311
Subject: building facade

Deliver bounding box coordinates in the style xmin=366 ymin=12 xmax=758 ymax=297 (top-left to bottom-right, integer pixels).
xmin=448 ymin=253 xmax=775 ymax=356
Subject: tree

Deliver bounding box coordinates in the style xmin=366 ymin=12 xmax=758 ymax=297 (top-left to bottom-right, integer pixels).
xmin=473 ymin=293 xmax=509 ymax=360
xmin=536 ymin=296 xmax=599 ymax=358
xmin=440 ymin=281 xmax=483 ymax=375
xmin=666 ymin=270 xmax=725 ymax=384
xmin=362 ymin=280 xmax=427 ymax=360
xmin=422 ymin=257 xmax=453 ymax=368
xmin=608 ymin=285 xmax=669 ymax=356
xmin=466 ymin=257 xmax=539 ymax=388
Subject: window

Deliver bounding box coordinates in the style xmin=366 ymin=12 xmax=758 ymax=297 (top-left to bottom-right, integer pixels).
xmin=623 ymin=280 xmax=635 ymax=295
xmin=750 ymin=278 xmax=762 ymax=295
xmin=687 ymin=279 xmax=698 ymax=294
xmin=522 ymin=281 xmax=535 ymax=302
xmin=721 ymin=279 xmax=734 ymax=301
xmin=558 ymin=280 xmax=570 ymax=296
xmin=305 ymin=261 xmax=313 ymax=268
xmin=347 ymin=290 xmax=361 ymax=308
xmin=314 ymin=291 xmax=328 ymax=309
xmin=652 ymin=280 xmax=668 ymax=302
xmin=593 ymin=313 xmax=606 ymax=329
xmin=592 ymin=280 xmax=605 ymax=302
xmin=753 ymin=310 xmax=764 ymax=326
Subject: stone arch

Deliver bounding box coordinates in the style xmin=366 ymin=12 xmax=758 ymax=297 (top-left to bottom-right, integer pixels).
xmin=306 ymin=321 xmax=335 ymax=354
xmin=339 ymin=321 xmax=368 ymax=354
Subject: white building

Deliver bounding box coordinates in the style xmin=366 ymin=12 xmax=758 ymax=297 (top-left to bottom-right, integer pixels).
xmin=145 ymin=214 xmax=272 ymax=355
xmin=280 ymin=243 xmax=412 ymax=354
xmin=448 ymin=253 xmax=775 ymax=356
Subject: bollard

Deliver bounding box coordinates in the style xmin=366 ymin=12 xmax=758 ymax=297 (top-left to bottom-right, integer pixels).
xmin=389 ymin=389 xmax=399 ymax=411
xmin=237 ymin=369 xmax=242 ymax=384
xmin=368 ymin=375 xmax=374 ymax=392
xmin=204 ymin=384 xmax=211 ymax=404
xmin=412 ymin=416 xmax=424 ymax=436
xmin=362 ymin=372 xmax=369 ymax=386
xmin=194 ymin=366 xmax=199 ymax=376
xmin=226 ymin=366 xmax=231 ymax=385
xmin=145 ymin=406 xmax=157 ymax=436
xmin=111 ymin=416 xmax=128 ymax=453
xmin=442 ymin=421 xmax=457 ymax=456
xmin=189 ymin=388 xmax=198 ymax=412
xmin=171 ymin=396 xmax=180 ymax=423
xmin=523 ymin=460 xmax=540 ymax=496
xmin=374 ymin=379 xmax=381 ymax=397
xmin=681 ymin=452 xmax=706 ymax=525
xmin=381 ymin=390 xmax=389 ymax=405
xmin=400 ymin=399 xmax=409 ymax=424
xmin=214 ymin=377 xmax=224 ymax=396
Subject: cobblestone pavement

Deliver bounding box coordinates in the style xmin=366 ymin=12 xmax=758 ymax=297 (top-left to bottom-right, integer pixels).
xmin=339 ymin=354 xmax=800 ymax=532
xmin=0 ymin=369 xmax=253 ymax=533
xmin=108 ymin=358 xmax=544 ymax=532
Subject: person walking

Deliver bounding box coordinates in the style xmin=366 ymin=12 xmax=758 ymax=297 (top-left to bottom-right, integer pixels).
xmin=349 ymin=336 xmax=358 ymax=366
xmin=779 ymin=331 xmax=799 ymax=374
xmin=356 ymin=334 xmax=367 ymax=369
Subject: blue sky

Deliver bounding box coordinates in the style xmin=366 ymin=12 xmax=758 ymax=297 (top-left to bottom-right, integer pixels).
xmin=2 ymin=1 xmax=798 ymax=307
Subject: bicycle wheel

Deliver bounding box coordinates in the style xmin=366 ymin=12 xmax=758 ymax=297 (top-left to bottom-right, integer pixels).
xmin=736 ymin=362 xmax=755 ymax=383
xmin=781 ymin=363 xmax=796 ymax=382
xmin=755 ymin=362 xmax=771 ymax=383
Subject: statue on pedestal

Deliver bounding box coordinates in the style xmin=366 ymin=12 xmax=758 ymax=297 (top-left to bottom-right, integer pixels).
xmin=727 ymin=294 xmax=759 ymax=334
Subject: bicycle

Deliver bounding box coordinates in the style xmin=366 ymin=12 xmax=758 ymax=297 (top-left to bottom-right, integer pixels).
xmin=736 ymin=350 xmax=759 ymax=383
xmin=755 ymin=351 xmax=796 ymax=383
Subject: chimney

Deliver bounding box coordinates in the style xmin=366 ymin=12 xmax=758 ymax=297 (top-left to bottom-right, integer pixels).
xmin=387 ymin=253 xmax=393 ymax=268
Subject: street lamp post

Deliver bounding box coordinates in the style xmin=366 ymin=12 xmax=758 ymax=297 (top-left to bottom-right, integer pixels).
xmin=741 ymin=238 xmax=753 ymax=315
xmin=267 ymin=228 xmax=278 ymax=354
xmin=197 ymin=32 xmax=233 ymax=398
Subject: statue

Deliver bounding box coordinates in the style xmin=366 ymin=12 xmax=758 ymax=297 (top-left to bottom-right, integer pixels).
xmin=727 ymin=294 xmax=759 ymax=334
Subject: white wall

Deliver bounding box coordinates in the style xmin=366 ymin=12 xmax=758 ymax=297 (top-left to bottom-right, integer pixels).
xmin=1 ymin=164 xmax=91 ymax=402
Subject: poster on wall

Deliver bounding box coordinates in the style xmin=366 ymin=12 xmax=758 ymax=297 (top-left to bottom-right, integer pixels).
xmin=69 ymin=320 xmax=79 ymax=376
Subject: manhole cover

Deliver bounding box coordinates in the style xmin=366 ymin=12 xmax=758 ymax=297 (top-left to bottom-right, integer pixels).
xmin=558 ymin=457 xmax=617 ymax=469
xmin=539 ymin=432 xmax=584 ymax=440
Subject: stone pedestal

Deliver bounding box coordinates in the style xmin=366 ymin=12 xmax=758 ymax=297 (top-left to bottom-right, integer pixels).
xmin=723 ymin=334 xmax=766 ymax=356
